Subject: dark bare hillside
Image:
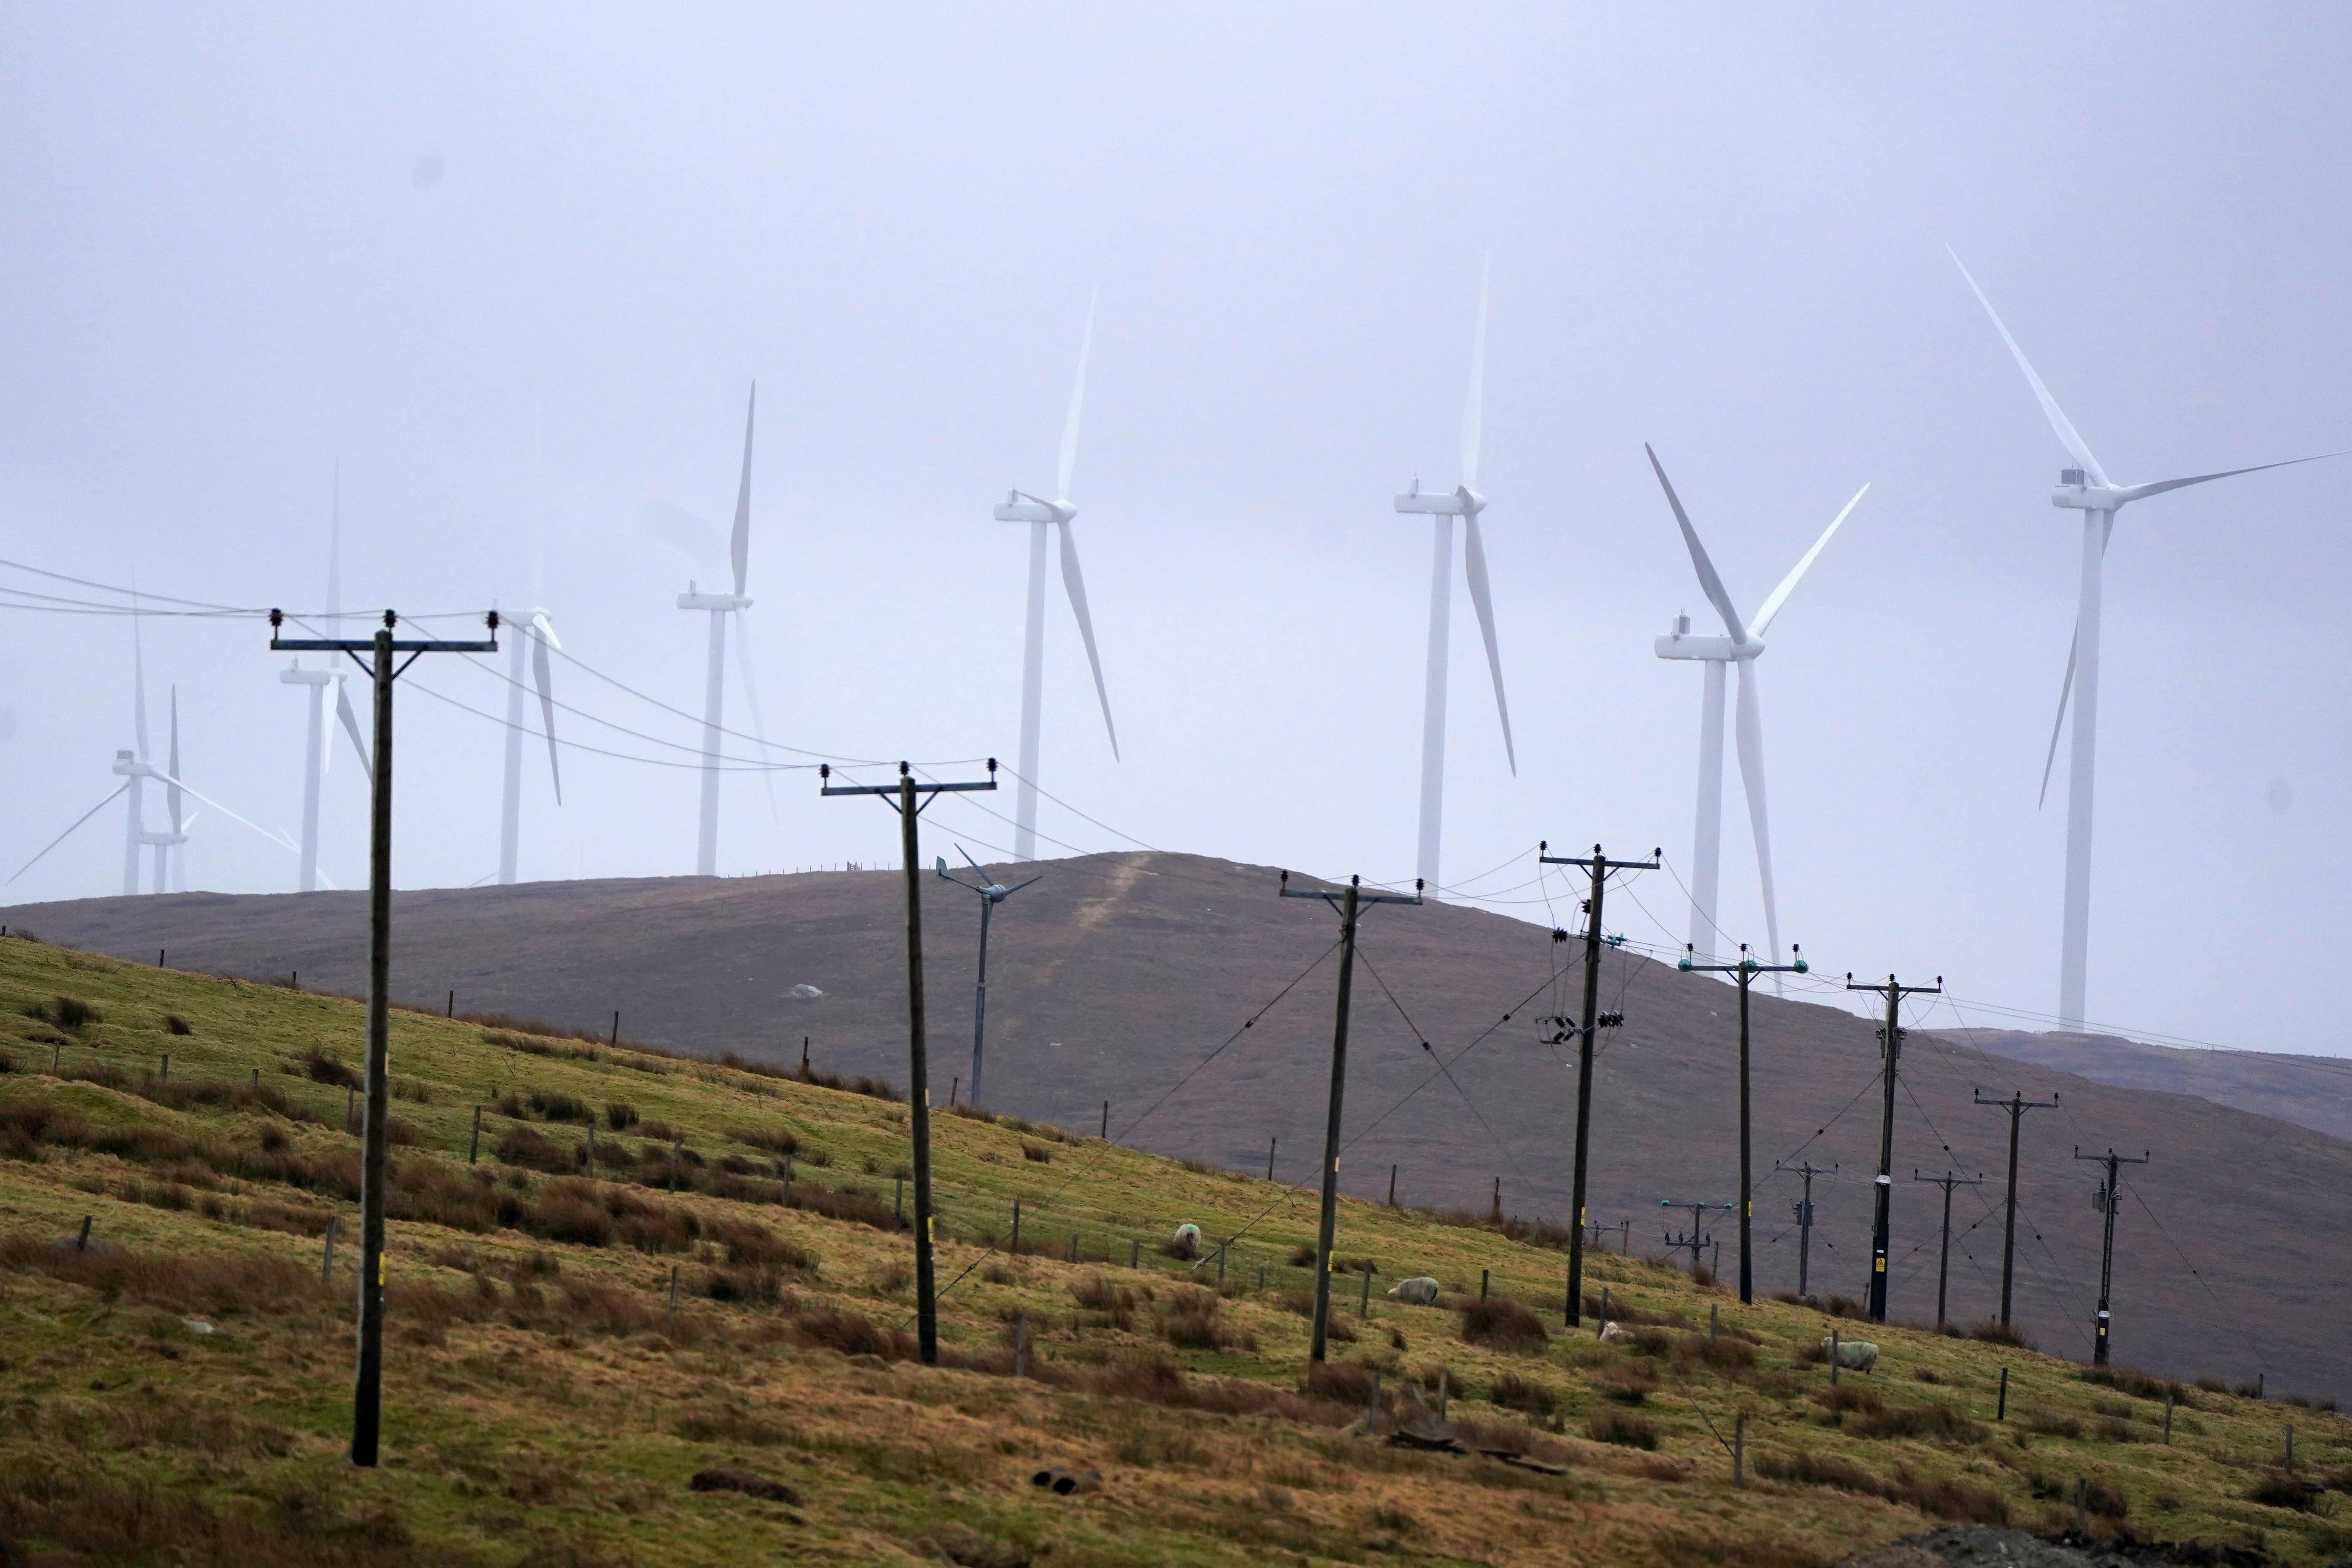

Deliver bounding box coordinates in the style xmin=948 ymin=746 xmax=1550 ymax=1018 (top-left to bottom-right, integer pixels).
xmin=10 ymin=851 xmax=2347 ymax=1401
xmin=1924 ymin=1026 xmax=2352 ymax=1146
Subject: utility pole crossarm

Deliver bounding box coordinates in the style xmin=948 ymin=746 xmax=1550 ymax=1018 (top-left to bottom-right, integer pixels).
xmin=1279 ymin=869 xmax=1425 ymax=908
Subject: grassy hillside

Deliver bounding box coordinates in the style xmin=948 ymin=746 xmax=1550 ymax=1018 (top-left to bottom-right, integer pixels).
xmin=0 ymin=934 xmax=2346 ymax=1568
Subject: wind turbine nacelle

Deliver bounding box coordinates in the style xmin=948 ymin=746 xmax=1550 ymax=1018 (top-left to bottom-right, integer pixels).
xmin=1654 ymin=632 xmax=1758 ymax=662
xmin=2051 ymin=473 xmax=2124 ymax=512
xmin=1393 ymin=484 xmax=1482 ymax=517
xmin=111 ymin=751 xmax=154 ymax=778
xmin=994 ymin=498 xmax=1070 ymax=524
xmin=677 ymin=591 xmax=751 ymax=611
xmin=279 ymin=665 xmax=334 ymax=688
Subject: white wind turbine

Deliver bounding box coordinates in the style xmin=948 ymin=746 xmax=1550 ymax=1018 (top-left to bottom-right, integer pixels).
xmin=1951 ymin=251 xmax=2350 ymax=1029
xmin=111 ymin=625 xmax=291 ymax=893
xmin=280 ymin=462 xmax=372 ymax=891
xmin=676 ymin=384 xmax=770 ymax=876
xmin=496 ymin=606 xmax=562 ymax=884
xmin=1647 ymin=446 xmax=1867 ymax=973
xmin=1393 ymin=263 xmax=1514 ymax=892
xmin=993 ymin=290 xmax=1119 ymax=862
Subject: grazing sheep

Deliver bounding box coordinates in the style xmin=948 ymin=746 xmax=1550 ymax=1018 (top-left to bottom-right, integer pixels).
xmin=1386 ymin=1276 xmax=1441 ymax=1305
xmin=1598 ymin=1321 xmax=1636 ymax=1345
xmin=1820 ymin=1337 xmax=1879 ymax=1373
xmin=1170 ymin=1223 xmax=1202 ymax=1259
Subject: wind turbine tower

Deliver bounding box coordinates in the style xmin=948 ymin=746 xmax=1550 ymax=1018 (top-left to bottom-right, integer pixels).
xmin=1647 ymin=446 xmax=1866 ymax=967
xmin=497 ymin=607 xmax=563 ymax=884
xmin=281 ymin=466 xmax=369 ymax=891
xmin=1952 ymin=252 xmax=2347 ymax=1029
xmin=993 ymin=289 xmax=1120 ymax=862
xmin=679 ymin=386 xmax=757 ymax=877
xmin=1393 ymin=262 xmax=1515 ymax=891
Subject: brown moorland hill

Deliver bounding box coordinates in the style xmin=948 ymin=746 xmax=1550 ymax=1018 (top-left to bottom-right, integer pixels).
xmin=1921 ymin=1027 xmax=2352 ymax=1147
xmin=10 ymin=851 xmax=2348 ymax=1402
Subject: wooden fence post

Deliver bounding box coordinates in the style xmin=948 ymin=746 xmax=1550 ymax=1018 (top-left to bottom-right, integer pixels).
xmin=321 ymin=1216 xmax=338 ymax=1281
xmin=1999 ymin=1366 xmax=2009 ymax=1422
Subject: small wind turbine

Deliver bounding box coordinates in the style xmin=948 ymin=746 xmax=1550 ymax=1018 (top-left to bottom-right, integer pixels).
xmin=1951 ymin=251 xmax=2350 ymax=1029
xmin=936 ymin=846 xmax=1040 ymax=1111
xmin=281 ymin=463 xmax=371 ymax=891
xmin=677 ymin=385 xmax=760 ymax=877
xmin=109 ymin=625 xmax=289 ymax=893
xmin=993 ymin=289 xmax=1119 ymax=863
xmin=1647 ymin=446 xmax=1867 ymax=976
xmin=1393 ymin=261 xmax=1514 ymax=892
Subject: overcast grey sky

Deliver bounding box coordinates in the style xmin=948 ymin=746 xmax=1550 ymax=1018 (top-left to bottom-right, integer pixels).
xmin=3 ymin=4 xmax=2348 ymax=1052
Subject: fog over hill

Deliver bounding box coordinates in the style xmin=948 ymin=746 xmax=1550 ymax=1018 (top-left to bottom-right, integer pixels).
xmin=10 ymin=850 xmax=2349 ymax=1401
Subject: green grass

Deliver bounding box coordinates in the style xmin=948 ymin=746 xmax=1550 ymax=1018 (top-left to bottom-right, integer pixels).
xmin=1 ymin=933 xmax=2348 ymax=1566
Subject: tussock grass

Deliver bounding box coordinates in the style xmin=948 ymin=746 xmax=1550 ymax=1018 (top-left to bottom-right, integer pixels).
xmin=0 ymin=934 xmax=2345 ymax=1567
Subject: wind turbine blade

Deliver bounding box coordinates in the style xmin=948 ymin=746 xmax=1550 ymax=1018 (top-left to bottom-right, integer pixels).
xmin=1645 ymin=444 xmax=1748 ymax=643
xmin=2116 ymin=450 xmax=2352 ymax=504
xmin=166 ymin=686 xmax=184 ymax=834
xmin=1005 ymin=875 xmax=1043 ymax=895
xmin=336 ymin=683 xmax=373 ymax=782
xmin=1948 ymin=249 xmax=2108 ymax=488
xmin=1056 ymin=287 xmax=1098 ymax=506
xmin=1459 ymin=511 xmax=1516 ymax=774
xmin=1460 ymin=256 xmax=1489 ymax=490
xmin=1749 ymin=483 xmax=1868 ymax=638
xmin=731 ymin=383 xmax=756 ymax=598
xmin=957 ymin=844 xmax=983 ymax=870
xmin=2036 ymin=630 xmax=2077 ymax=809
xmin=130 ymin=590 xmax=151 ymax=760
xmin=146 ymin=769 xmax=297 ymax=858
xmin=7 ymin=782 xmax=130 ymax=886
xmin=531 ymin=628 xmax=563 ymax=806
xmin=1057 ymin=522 xmax=1119 ymax=759
xmin=732 ymin=609 xmax=780 ymax=822
xmin=1733 ymin=662 xmax=1781 ymax=967
xmin=327 ymin=457 xmax=343 ymax=623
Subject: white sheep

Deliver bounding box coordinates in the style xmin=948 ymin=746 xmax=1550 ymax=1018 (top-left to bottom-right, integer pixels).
xmin=1598 ymin=1321 xmax=1636 ymax=1345
xmin=1821 ymin=1337 xmax=1879 ymax=1373
xmin=1386 ymin=1276 xmax=1441 ymax=1305
xmin=1170 ymin=1222 xmax=1202 ymax=1259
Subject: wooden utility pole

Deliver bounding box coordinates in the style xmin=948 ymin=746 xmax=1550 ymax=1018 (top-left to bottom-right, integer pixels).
xmin=2074 ymin=1146 xmax=2149 ymax=1366
xmin=1680 ymin=942 xmax=1807 ymax=1304
xmin=1912 ymin=1168 xmax=1984 ymax=1329
xmin=1844 ymin=972 xmax=1941 ymax=1322
xmin=821 ymin=759 xmax=999 ymax=1364
xmin=1780 ymin=1160 xmax=1834 ymax=1299
xmin=1279 ymin=871 xmax=1421 ymax=1362
xmin=1538 ymin=842 xmax=1659 ymax=1326
xmin=267 ymin=607 xmax=498 ymax=1468
xmin=1660 ymin=1197 xmax=1733 ymax=1277
xmin=1975 ymin=1088 xmax=2058 ymax=1328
